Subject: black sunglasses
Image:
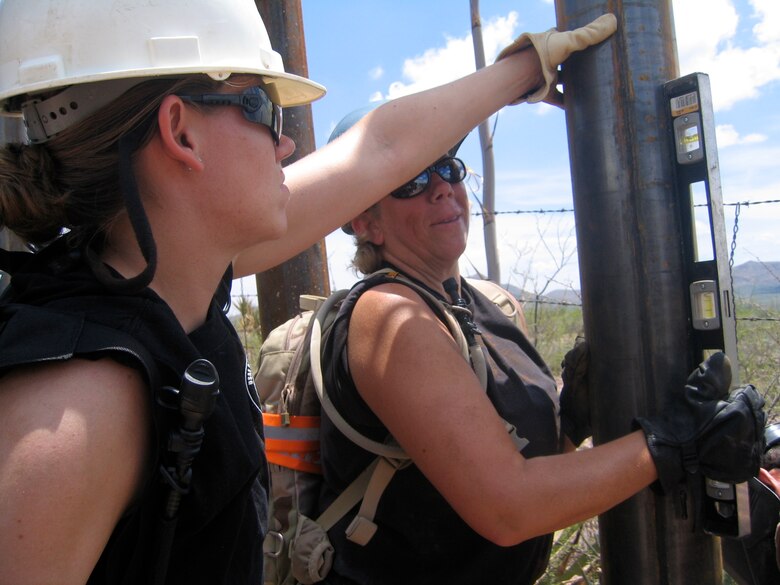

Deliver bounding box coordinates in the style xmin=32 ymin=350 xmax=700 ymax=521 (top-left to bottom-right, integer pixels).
xmin=177 ymin=86 xmax=282 ymax=145
xmin=391 ymin=157 xmax=467 ymax=199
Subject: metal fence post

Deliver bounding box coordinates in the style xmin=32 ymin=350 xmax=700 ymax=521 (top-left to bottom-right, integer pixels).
xmin=555 ymin=1 xmax=723 ymax=582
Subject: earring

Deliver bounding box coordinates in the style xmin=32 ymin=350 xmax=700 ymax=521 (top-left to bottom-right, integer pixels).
xmin=186 ymin=156 xmax=202 ymax=172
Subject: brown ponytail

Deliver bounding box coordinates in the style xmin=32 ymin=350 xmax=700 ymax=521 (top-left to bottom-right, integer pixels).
xmin=0 ymin=75 xmax=224 ymax=247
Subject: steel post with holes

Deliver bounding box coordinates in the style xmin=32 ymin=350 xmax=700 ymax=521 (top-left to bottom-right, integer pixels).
xmin=554 ymin=1 xmax=722 ymax=583
xmin=255 ymin=0 xmax=330 ymax=335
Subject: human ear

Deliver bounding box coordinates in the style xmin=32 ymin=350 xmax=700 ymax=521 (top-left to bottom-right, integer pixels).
xmin=156 ymin=94 xmax=205 ymax=172
xmin=350 ymin=209 xmax=383 ymax=245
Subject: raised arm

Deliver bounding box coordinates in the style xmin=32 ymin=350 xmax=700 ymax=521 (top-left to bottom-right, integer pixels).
xmin=233 ymin=14 xmax=619 ymax=276
xmin=233 ymin=50 xmax=541 ymax=277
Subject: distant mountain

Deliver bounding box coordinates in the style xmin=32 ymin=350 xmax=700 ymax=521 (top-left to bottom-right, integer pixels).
xmin=732 ymin=261 xmax=780 ymax=294
xmin=496 ymin=283 xmax=582 ymax=308
xmin=479 ymin=261 xmax=780 ymax=310
xmin=732 ymin=261 xmax=780 ymax=309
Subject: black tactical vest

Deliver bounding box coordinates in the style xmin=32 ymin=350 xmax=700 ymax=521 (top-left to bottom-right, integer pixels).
xmin=0 ymin=241 xmax=267 ymax=584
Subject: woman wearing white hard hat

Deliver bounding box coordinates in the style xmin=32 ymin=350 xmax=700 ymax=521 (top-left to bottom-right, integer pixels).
xmin=0 ymin=1 xmax=622 ymax=583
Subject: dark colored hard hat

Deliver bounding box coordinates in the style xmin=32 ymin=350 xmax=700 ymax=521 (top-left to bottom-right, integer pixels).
xmin=327 ymin=103 xmax=379 ymax=145
xmin=328 ymin=103 xmax=467 ymax=235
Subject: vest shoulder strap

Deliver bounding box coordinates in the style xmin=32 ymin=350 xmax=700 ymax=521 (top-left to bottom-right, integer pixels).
xmin=465 ymin=277 xmax=529 ymax=336
xmin=0 ymin=302 xmax=160 ymax=391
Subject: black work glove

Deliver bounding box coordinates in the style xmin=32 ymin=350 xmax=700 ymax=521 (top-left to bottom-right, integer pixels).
xmin=634 ymin=352 xmax=766 ymax=496
xmin=559 ymin=336 xmax=591 ymax=446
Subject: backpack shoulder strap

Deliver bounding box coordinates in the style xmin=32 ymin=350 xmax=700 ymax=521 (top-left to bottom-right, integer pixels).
xmin=309 ymin=268 xmax=484 ymax=461
xmin=317 ymin=455 xmax=408 ymax=546
xmin=382 ymin=269 xmax=490 ymax=390
xmin=309 ymin=285 xmax=408 ymax=460
xmin=377 ymin=269 xmax=472 ymax=363
xmin=465 ymin=277 xmax=529 ymax=336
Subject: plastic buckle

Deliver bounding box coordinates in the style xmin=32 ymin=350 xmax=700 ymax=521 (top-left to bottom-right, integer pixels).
xmin=263 ymin=531 xmax=284 ymax=558
xmin=385 ymin=456 xmax=411 ymax=471
xmin=345 ymin=516 xmax=378 ymax=546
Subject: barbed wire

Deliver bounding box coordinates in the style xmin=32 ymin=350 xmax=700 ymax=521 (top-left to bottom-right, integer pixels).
xmin=520 ymin=298 xmax=582 ymax=307
xmin=472 ymin=207 xmax=572 ymax=216
xmin=519 ymin=296 xmax=780 ymax=319
xmin=235 ymin=197 xmax=780 ymax=315
xmin=470 ymin=197 xmax=780 ymax=218
xmin=467 ymin=197 xmax=780 ymax=316
xmin=723 ymin=198 xmax=780 ymax=207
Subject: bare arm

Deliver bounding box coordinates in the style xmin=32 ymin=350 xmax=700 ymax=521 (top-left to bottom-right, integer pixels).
xmin=347 ymin=285 xmax=656 ymax=546
xmin=0 ymin=358 xmax=149 ymax=584
xmin=232 ymin=50 xmax=543 ymax=277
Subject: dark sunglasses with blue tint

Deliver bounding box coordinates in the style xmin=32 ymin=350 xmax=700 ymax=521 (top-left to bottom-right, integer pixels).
xmin=177 ymin=86 xmax=282 ymax=145
xmin=390 ymin=157 xmax=467 ymax=199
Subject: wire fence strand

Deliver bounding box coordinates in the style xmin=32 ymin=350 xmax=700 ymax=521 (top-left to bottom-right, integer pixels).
xmin=232 ymin=197 xmax=780 ymax=353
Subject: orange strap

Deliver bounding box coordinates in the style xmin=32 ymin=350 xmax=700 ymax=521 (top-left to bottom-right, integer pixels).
xmin=262 ymin=413 xmax=322 ymax=474
xmin=263 ymin=413 xmax=319 ymax=428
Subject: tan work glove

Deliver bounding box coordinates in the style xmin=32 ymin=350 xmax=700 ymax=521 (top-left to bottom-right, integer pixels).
xmin=496 ymin=13 xmax=618 ymax=106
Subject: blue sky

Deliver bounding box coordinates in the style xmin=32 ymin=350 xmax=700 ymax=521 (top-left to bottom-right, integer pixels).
xmin=290 ymin=0 xmax=780 ymax=294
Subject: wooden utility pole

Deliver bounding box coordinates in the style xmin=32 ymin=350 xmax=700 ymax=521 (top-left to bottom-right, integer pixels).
xmin=255 ymin=0 xmax=330 ymax=335
xmin=469 ymin=0 xmax=500 ymax=284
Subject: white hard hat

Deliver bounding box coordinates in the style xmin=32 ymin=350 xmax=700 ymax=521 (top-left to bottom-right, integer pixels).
xmin=0 ymin=0 xmax=326 ymax=113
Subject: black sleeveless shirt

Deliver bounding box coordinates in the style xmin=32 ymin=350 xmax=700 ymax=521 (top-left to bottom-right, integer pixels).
xmin=0 ymin=240 xmax=267 ymax=584
xmin=319 ymin=271 xmax=560 ymax=585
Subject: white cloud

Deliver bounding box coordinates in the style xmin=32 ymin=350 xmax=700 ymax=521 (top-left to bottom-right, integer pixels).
xmin=378 ymin=1 xmax=779 ymax=113
xmin=383 ymin=12 xmax=519 ymax=99
xmin=673 ymin=0 xmax=780 ymax=110
xmin=712 ymin=142 xmax=780 ymax=264
xmin=716 ymin=124 xmax=767 ymax=147
xmin=533 ymin=101 xmax=557 ymax=116
xmin=751 ymin=0 xmax=780 ymax=44
xmin=319 ymin=3 xmax=780 ymax=290
xmin=369 ymin=66 xmax=384 ymax=81
xmin=481 ymin=11 xmax=520 ymax=62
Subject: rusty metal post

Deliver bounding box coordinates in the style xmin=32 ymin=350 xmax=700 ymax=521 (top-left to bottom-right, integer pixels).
xmin=554 ymin=1 xmax=722 ymax=583
xmin=255 ymin=0 xmax=330 ymax=335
